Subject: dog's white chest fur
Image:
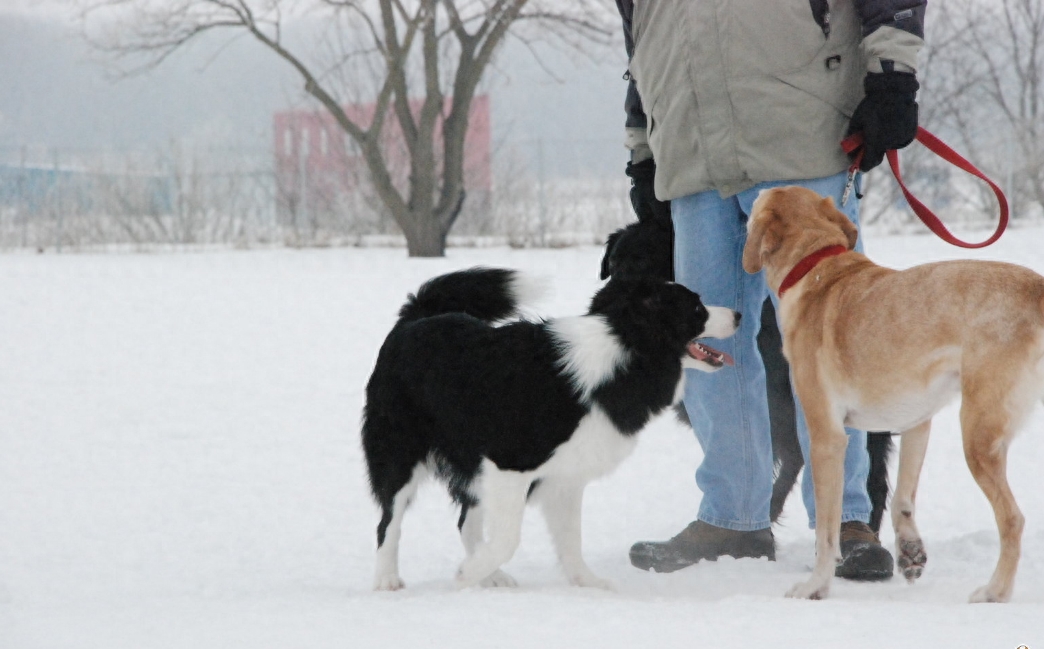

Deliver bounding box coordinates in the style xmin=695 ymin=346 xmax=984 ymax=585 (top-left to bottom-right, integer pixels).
xmin=549 ymin=315 xmax=630 ymax=402
xmin=537 ymin=406 xmax=640 ymax=482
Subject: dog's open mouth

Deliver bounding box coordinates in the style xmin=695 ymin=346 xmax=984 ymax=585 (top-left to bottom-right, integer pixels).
xmin=686 ymin=341 xmax=735 ymax=368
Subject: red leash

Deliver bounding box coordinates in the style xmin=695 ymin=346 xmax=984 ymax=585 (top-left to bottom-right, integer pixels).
xmin=840 ymin=127 xmax=1009 ymax=249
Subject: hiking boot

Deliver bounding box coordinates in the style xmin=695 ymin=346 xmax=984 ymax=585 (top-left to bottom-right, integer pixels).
xmin=834 ymin=520 xmax=894 ymax=581
xmin=629 ymin=520 xmax=776 ymax=573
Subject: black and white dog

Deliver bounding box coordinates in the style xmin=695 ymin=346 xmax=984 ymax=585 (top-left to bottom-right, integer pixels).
xmin=363 ymin=267 xmax=739 ymax=590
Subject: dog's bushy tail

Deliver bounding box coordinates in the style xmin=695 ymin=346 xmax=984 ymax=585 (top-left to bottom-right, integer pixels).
xmin=397 ymin=267 xmax=544 ymax=324
xmin=866 ymin=432 xmax=895 ymax=533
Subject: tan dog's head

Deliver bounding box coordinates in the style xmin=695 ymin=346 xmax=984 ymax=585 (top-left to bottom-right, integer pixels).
xmin=743 ymin=186 xmax=858 ymax=292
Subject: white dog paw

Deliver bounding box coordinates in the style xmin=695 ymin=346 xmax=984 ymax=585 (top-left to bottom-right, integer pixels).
xmin=480 ymin=569 xmax=518 ymax=588
xmin=786 ymin=578 xmax=829 ymax=600
xmin=968 ymin=585 xmax=1009 ymax=603
xmin=374 ymin=574 xmax=405 ymax=591
xmin=571 ymin=573 xmax=616 ymax=591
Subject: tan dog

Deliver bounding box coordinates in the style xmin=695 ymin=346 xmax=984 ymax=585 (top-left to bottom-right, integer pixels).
xmin=743 ymin=185 xmax=1044 ymax=602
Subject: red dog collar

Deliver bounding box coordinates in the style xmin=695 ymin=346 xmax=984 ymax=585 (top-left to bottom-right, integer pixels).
xmin=777 ymin=245 xmax=848 ymax=297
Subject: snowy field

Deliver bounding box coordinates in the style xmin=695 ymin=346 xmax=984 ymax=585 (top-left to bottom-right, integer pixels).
xmin=2 ymin=228 xmax=1043 ymax=648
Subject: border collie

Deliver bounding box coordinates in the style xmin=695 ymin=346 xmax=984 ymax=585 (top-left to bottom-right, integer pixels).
xmin=363 ymin=267 xmax=739 ymax=590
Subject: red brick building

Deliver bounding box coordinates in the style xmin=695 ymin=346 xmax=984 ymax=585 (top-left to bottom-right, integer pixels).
xmin=273 ymin=95 xmax=491 ymax=230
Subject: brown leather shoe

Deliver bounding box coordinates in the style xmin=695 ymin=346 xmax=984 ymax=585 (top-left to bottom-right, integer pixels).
xmin=629 ymin=521 xmax=776 ymax=573
xmin=834 ymin=520 xmax=894 ymax=581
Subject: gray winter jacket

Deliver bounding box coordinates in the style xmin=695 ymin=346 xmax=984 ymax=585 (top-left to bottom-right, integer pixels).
xmin=617 ymin=0 xmax=926 ymax=200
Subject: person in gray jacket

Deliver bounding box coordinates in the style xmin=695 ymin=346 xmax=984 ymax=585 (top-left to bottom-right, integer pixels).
xmin=616 ymin=0 xmax=925 ymax=579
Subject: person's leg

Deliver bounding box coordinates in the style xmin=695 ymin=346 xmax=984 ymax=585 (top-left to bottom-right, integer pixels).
xmin=629 ymin=188 xmax=776 ymax=573
xmin=672 ymin=190 xmax=776 ymax=531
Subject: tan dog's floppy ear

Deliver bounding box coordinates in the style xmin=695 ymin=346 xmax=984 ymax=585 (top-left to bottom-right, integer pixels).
xmin=743 ymin=210 xmax=779 ymax=273
xmin=821 ymin=196 xmax=858 ymax=250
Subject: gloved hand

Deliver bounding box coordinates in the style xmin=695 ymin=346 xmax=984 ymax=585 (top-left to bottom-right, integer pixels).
xmin=846 ymin=70 xmax=919 ymax=172
xmin=625 ymin=158 xmax=672 ymax=226
xmin=600 ymin=158 xmax=674 ymax=281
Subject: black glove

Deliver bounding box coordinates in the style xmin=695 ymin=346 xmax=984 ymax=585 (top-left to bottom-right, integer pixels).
xmin=846 ymin=70 xmax=919 ymax=172
xmin=600 ymin=158 xmax=674 ymax=281
xmin=625 ymin=158 xmax=672 ymax=226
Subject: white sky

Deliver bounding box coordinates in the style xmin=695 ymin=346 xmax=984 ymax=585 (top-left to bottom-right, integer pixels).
xmin=1 ymin=0 xmax=76 ymax=20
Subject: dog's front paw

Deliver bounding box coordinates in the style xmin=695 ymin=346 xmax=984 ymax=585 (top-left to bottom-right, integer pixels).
xmin=479 ymin=569 xmax=518 ymax=588
xmin=786 ymin=578 xmax=830 ymax=600
xmin=374 ymin=573 xmax=405 ymax=591
xmin=896 ymin=537 xmax=927 ymax=583
xmin=570 ymin=572 xmax=615 ymax=591
xmin=456 ymin=563 xmax=503 ymax=590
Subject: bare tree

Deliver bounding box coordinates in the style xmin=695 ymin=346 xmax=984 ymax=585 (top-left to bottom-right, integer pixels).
xmin=912 ymin=0 xmax=1044 ymax=219
xmin=964 ymin=0 xmax=1044 ymax=214
xmin=80 ymin=0 xmax=614 ymax=256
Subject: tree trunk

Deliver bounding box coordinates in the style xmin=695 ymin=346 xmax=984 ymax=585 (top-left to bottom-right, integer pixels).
xmin=400 ymin=209 xmax=450 ymax=257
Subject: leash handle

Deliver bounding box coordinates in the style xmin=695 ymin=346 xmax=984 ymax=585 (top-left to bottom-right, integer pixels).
xmin=841 ymin=127 xmax=1009 ymax=249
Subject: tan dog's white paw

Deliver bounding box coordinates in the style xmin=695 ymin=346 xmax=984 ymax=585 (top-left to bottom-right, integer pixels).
xmin=968 ymin=585 xmax=1009 ymax=603
xmin=786 ymin=578 xmax=830 ymax=600
xmin=570 ymin=573 xmax=615 ymax=591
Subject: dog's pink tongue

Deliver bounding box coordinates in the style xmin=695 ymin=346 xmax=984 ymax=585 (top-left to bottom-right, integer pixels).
xmin=687 ymin=341 xmax=735 ymax=366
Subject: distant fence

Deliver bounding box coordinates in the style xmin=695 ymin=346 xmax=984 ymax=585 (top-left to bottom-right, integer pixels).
xmin=2 ymin=124 xmax=1041 ymax=252
xmin=0 ymin=144 xmax=280 ymax=250
xmin=0 ymin=138 xmax=635 ymax=251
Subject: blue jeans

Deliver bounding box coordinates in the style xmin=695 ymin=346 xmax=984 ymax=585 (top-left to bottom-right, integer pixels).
xmin=672 ymin=172 xmax=871 ymax=531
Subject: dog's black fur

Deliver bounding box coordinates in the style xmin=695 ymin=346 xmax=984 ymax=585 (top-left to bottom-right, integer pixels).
xmin=601 ymin=219 xmax=893 ymax=530
xmin=363 ymin=267 xmax=737 ymax=588
xmin=600 ymin=219 xmax=674 ymax=282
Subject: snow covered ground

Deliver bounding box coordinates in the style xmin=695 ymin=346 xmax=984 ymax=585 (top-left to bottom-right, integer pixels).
xmin=1 ymin=228 xmax=1042 ymax=648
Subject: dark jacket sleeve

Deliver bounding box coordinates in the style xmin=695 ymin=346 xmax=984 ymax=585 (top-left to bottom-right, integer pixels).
xmin=616 ymin=0 xmax=647 ymax=132
xmin=855 ymin=0 xmax=926 ymax=38
xmin=854 ymin=0 xmax=927 ymax=72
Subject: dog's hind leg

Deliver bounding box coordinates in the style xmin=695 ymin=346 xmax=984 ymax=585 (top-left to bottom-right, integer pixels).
xmin=960 ymin=398 xmax=1024 ymax=603
xmin=891 ymin=421 xmax=930 ymax=583
xmin=535 ymin=478 xmax=613 ymax=590
xmin=458 ymin=503 xmax=518 ymax=588
xmin=373 ymin=464 xmax=426 ymax=591
xmin=455 ymin=461 xmax=528 ymax=589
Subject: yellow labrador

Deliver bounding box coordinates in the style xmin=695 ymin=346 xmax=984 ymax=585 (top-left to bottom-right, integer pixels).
xmin=743 ymin=185 xmax=1044 ymax=602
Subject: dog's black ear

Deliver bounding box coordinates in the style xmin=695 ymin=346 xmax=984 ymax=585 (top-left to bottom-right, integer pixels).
xmin=600 ymin=230 xmax=623 ymax=280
